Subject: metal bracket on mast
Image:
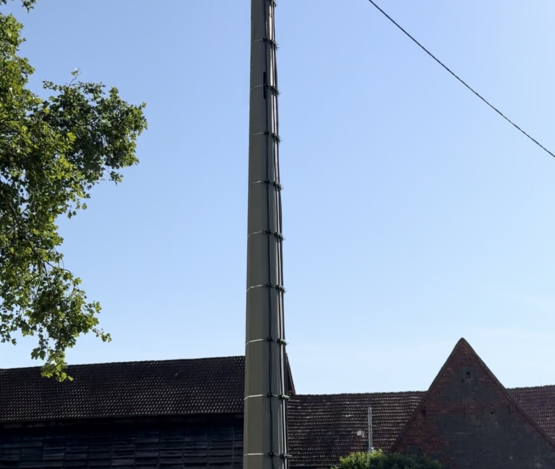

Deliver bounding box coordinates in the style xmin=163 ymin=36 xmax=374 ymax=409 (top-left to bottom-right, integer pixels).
xmin=263 ymin=37 xmax=279 ymax=49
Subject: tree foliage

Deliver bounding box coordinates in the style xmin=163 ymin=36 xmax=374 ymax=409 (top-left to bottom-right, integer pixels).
xmin=333 ymin=451 xmax=443 ymax=469
xmin=0 ymin=0 xmax=147 ymax=379
xmin=0 ymin=0 xmax=36 ymax=10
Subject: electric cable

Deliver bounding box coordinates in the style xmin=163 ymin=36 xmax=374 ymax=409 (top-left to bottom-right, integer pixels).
xmin=367 ymin=0 xmax=555 ymax=159
xmin=273 ymin=10 xmax=289 ymax=466
xmin=263 ymin=2 xmax=277 ymax=469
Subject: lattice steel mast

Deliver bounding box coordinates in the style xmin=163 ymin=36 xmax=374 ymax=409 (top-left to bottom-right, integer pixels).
xmin=243 ymin=1 xmax=288 ymax=469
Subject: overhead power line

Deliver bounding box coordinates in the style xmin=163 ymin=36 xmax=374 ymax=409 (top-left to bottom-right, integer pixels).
xmin=367 ymin=0 xmax=555 ymax=159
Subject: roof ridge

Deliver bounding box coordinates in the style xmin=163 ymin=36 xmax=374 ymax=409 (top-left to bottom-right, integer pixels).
xmin=0 ymin=355 xmax=244 ymax=371
xmin=509 ymin=384 xmax=555 ymax=391
xmin=293 ymin=390 xmax=425 ymax=397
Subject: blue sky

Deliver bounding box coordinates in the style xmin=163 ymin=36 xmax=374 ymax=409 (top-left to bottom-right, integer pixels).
xmin=2 ymin=0 xmax=554 ymax=394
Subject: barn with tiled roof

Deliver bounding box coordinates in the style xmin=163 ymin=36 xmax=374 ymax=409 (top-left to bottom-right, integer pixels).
xmin=0 ymin=339 xmax=554 ymax=469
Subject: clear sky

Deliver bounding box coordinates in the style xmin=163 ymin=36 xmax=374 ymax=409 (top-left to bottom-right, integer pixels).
xmin=2 ymin=0 xmax=554 ymax=394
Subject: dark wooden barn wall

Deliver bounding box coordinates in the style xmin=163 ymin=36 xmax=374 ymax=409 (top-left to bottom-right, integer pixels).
xmin=0 ymin=414 xmax=243 ymax=469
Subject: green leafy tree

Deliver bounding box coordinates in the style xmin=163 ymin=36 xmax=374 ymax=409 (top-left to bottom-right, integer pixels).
xmin=0 ymin=0 xmax=147 ymax=379
xmin=333 ymin=451 xmax=442 ymax=469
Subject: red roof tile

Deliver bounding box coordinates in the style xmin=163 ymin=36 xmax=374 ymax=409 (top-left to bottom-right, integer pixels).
xmin=287 ymin=391 xmax=424 ymax=467
xmin=0 ymin=357 xmax=245 ymax=420
xmin=510 ymin=385 xmax=555 ymax=443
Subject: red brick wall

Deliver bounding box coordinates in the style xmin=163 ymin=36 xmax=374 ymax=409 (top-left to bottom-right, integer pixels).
xmin=394 ymin=340 xmax=555 ymax=469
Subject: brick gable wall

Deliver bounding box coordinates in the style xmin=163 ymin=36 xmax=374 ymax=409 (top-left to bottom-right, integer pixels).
xmin=393 ymin=339 xmax=555 ymax=469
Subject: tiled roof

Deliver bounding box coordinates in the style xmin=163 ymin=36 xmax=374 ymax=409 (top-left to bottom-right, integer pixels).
xmin=0 ymin=356 xmax=245 ymax=421
xmin=511 ymin=385 xmax=555 ymax=443
xmin=287 ymin=391 xmax=425 ymax=467
xmin=0 ymin=355 xmax=554 ymax=468
xmin=287 ymin=385 xmax=555 ymax=468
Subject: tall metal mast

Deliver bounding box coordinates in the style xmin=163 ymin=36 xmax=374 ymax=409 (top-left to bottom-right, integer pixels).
xmin=244 ymin=0 xmax=288 ymax=469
